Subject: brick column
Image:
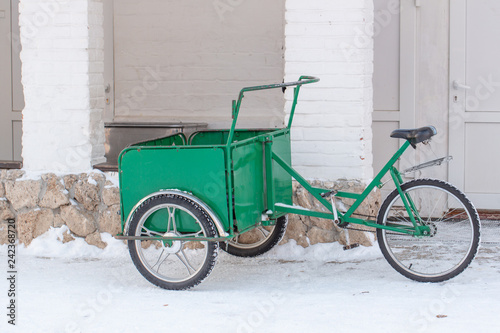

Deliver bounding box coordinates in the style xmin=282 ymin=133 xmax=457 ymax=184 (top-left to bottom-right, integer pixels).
xmin=19 ymin=0 xmax=105 ymax=172
xmin=284 ymin=0 xmax=374 ymax=182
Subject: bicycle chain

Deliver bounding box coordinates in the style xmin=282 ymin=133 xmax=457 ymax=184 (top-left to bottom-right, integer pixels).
xmin=339 ymin=224 xmax=419 ymax=237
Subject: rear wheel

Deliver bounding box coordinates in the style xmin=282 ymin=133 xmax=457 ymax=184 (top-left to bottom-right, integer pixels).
xmin=128 ymin=194 xmax=219 ymax=290
xmin=222 ymin=215 xmax=288 ymax=257
xmin=377 ymin=179 xmax=480 ymax=282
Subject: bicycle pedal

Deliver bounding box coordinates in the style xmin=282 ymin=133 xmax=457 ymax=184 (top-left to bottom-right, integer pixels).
xmin=320 ymin=190 xmax=337 ymax=198
xmin=343 ymin=243 xmax=359 ymax=251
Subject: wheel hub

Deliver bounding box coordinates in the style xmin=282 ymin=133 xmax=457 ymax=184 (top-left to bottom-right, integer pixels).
xmin=162 ymin=232 xmax=183 ymax=253
xmin=427 ymin=222 xmax=438 ymax=237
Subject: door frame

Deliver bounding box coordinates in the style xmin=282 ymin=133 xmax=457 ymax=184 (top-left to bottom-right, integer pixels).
xmin=448 ymin=0 xmax=466 ymax=195
xmin=0 ymin=0 xmax=22 ymax=162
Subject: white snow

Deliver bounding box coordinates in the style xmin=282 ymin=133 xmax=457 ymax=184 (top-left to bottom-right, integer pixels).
xmin=18 ymin=169 xmax=70 ymax=181
xmin=19 ymin=227 xmax=127 ymax=260
xmin=103 ymin=172 xmax=120 ymax=188
xmin=87 ymin=176 xmax=97 ymax=186
xmin=1 ymin=227 xmax=499 ymax=333
xmin=17 ymin=169 xmax=117 ymax=186
xmin=274 ymin=203 xmax=308 ymax=210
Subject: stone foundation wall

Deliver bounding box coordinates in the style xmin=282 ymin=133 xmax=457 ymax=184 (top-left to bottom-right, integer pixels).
xmin=0 ymin=170 xmax=120 ymax=248
xmin=0 ymin=169 xmax=380 ymax=249
xmin=280 ymin=180 xmax=381 ymax=248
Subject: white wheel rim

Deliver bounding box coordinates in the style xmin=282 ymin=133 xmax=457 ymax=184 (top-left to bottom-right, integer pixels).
xmin=381 ymin=184 xmax=476 ymax=278
xmin=134 ymin=203 xmax=209 ymax=283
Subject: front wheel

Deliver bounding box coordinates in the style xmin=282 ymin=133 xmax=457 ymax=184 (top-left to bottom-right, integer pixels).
xmin=128 ymin=194 xmax=219 ymax=290
xmin=377 ymin=179 xmax=480 ymax=282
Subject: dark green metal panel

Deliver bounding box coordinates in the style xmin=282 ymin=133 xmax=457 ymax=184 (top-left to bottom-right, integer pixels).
xmin=189 ymin=131 xmax=227 ymax=146
xmin=131 ymin=133 xmax=186 ymax=147
xmin=119 ymin=147 xmax=229 ymax=232
xmin=271 ymin=130 xmax=293 ymax=208
xmin=232 ymin=140 xmax=265 ymax=231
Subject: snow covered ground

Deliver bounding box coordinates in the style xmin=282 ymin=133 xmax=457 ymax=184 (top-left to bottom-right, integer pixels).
xmin=1 ymin=227 xmax=499 ymax=333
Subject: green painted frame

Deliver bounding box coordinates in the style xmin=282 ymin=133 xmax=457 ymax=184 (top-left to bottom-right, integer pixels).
xmin=117 ymin=75 xmax=432 ymax=243
xmin=271 ymin=140 xmax=430 ymax=237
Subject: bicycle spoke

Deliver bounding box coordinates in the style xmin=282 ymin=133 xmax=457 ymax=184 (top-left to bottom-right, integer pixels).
xmin=176 ymin=250 xmax=195 ymax=274
xmin=166 ymin=207 xmax=177 ymax=233
xmin=141 ymin=226 xmax=164 ymax=237
xmin=182 ymin=230 xmax=203 ymax=238
xmin=257 ymin=227 xmax=269 ymax=239
xmin=427 ymin=190 xmax=445 ymax=222
xmin=151 ymin=249 xmax=170 ymax=273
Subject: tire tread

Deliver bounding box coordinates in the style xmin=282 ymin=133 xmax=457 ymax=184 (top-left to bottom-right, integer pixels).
xmin=376 ymin=179 xmax=480 ymax=282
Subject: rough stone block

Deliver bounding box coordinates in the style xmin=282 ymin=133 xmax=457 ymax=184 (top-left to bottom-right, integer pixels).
xmin=62 ymin=230 xmax=75 ymax=244
xmin=311 ymin=217 xmax=334 ymax=230
xmin=89 ymin=172 xmax=105 ymax=185
xmin=53 ymin=213 xmax=66 ymax=228
xmin=283 ymin=215 xmax=309 ymax=248
xmin=0 ymin=201 xmax=15 ymax=221
xmin=307 ymin=226 xmax=335 ymax=245
xmin=17 ymin=209 xmax=54 ymax=246
xmin=61 ymin=205 xmax=96 ymax=237
xmin=40 ymin=173 xmax=70 ymax=209
xmin=0 ymin=223 xmax=8 ymax=245
xmin=74 ymin=176 xmax=100 ymax=211
xmin=1 ymin=170 xmax=25 ymax=181
xmin=102 ymin=186 xmax=120 ymax=206
xmin=5 ymin=180 xmax=41 ymax=211
xmin=63 ymin=174 xmax=78 ymax=191
xmin=98 ymin=204 xmax=121 ymax=235
xmin=85 ymin=231 xmax=107 ymax=249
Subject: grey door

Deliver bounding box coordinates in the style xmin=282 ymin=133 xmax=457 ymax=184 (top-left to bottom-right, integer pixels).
xmin=0 ymin=0 xmax=23 ymax=162
xmin=449 ymin=0 xmax=500 ymax=209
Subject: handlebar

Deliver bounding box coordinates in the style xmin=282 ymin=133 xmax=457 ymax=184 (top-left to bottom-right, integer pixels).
xmin=235 ymin=76 xmax=320 ymax=95
xmin=228 ymin=76 xmax=320 ymax=145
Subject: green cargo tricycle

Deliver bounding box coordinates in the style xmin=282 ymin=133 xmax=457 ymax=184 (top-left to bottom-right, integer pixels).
xmin=116 ymin=76 xmax=480 ymax=290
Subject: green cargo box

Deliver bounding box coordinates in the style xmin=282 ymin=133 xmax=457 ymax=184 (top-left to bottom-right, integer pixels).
xmin=119 ymin=128 xmax=292 ymax=235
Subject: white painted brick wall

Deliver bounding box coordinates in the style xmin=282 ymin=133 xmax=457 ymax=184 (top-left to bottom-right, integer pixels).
xmin=284 ymin=0 xmax=374 ymax=182
xmin=19 ymin=0 xmax=105 ymax=172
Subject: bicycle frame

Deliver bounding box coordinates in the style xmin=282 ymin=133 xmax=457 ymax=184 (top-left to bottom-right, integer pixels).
xmin=227 ymin=76 xmax=431 ymax=238
xmin=271 ymin=140 xmax=430 ymax=237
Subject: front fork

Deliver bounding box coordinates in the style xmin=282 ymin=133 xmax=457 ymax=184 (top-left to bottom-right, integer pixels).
xmin=389 ymin=167 xmax=431 ymax=237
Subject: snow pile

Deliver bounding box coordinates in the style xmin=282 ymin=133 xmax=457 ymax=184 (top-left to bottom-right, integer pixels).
xmin=13 ymin=226 xmax=128 ymax=259
xmin=263 ymin=239 xmax=383 ymax=262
